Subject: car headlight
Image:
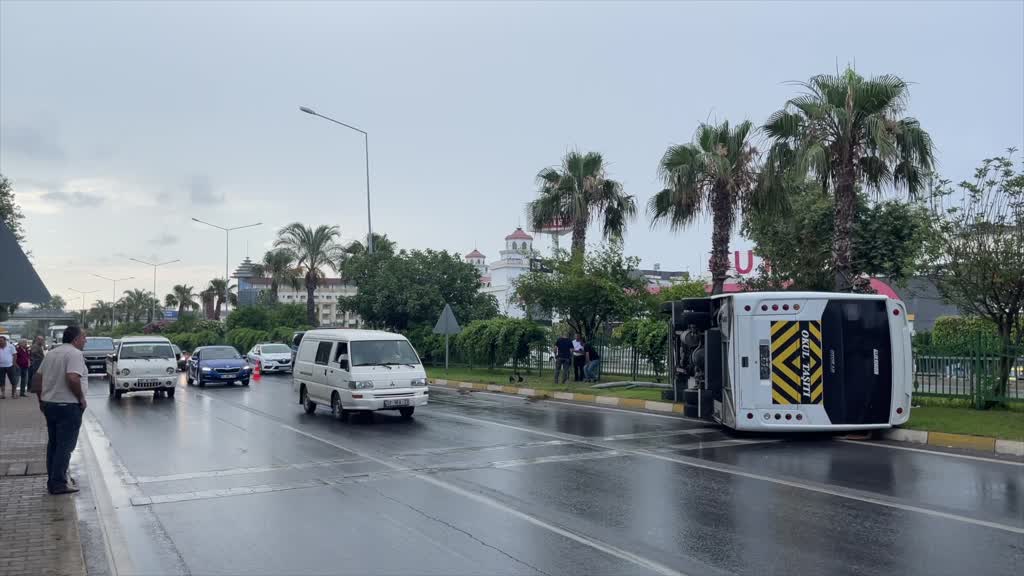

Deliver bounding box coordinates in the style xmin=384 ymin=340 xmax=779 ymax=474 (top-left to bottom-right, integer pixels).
xmin=166 ymin=367 xmax=176 ymax=374
xmin=411 ymin=378 xmax=428 ymax=387
xmin=201 ymin=366 xmax=211 ymax=372
xmin=120 ymin=368 xmax=130 ymax=376
xmin=240 ymin=365 xmax=250 ymax=372
xmin=348 ymin=380 xmax=374 ymax=390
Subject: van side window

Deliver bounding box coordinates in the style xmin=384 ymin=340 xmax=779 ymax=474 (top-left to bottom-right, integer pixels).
xmin=314 ymin=342 xmax=333 ymax=366
xmin=334 ymin=342 xmax=349 ymax=363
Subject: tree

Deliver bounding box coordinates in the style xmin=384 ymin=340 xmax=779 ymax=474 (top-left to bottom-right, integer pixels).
xmin=37 ymin=295 xmax=67 ymax=311
xmin=649 ymin=121 xmax=759 ymax=294
xmin=515 ymin=242 xmax=646 ymax=341
xmin=88 ymin=301 xmax=115 ymax=328
xmin=167 ymin=284 xmax=199 ymax=318
xmin=0 ymin=174 xmax=26 ymax=248
xmin=274 ymin=223 xmax=344 ymax=326
xmin=339 ymin=247 xmax=498 ymax=332
xmin=614 ymin=318 xmax=669 ymax=381
xmin=200 ymin=288 xmax=217 ymax=320
xmin=929 ymin=151 xmax=1024 ymax=402
xmin=206 ymin=279 xmax=237 ymax=321
xmin=120 ymin=289 xmax=150 ymax=323
xmin=253 ymin=249 xmax=300 ymax=303
xmin=763 ymin=68 xmax=935 ymax=290
xmin=742 ymin=183 xmax=935 ymax=290
xmin=527 ymin=151 xmax=636 ymax=260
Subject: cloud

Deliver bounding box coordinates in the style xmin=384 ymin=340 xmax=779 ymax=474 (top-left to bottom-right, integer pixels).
xmin=149 ymin=232 xmax=179 ymax=246
xmin=0 ymin=122 xmax=65 ymax=161
xmin=189 ymin=174 xmax=223 ymax=204
xmin=41 ymin=189 xmax=104 ymax=207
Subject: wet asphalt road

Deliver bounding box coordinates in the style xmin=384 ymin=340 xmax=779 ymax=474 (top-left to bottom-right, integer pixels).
xmin=78 ymin=373 xmax=1024 ymax=576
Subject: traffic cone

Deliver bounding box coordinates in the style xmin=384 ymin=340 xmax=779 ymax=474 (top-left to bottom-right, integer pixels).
xmin=253 ymin=359 xmax=261 ymax=380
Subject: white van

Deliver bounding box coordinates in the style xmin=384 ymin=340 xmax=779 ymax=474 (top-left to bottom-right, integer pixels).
xmin=293 ymin=329 xmax=428 ymax=420
xmin=106 ymin=336 xmax=179 ymax=400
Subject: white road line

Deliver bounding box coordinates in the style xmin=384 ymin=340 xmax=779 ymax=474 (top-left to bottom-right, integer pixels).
xmin=132 ymin=457 xmax=367 ymax=484
xmin=603 ymin=428 xmax=721 ymax=441
xmin=655 ymin=439 xmax=782 ymax=451
xmin=837 ymin=439 xmax=1024 ymax=466
xmin=281 ymin=425 xmax=687 ymax=576
xmin=492 ymin=450 xmax=624 ymax=468
xmin=431 ymin=410 xmax=1024 ymax=535
xmin=393 ymin=439 xmax=572 ymax=459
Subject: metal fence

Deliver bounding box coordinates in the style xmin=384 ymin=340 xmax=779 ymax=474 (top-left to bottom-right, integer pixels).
xmin=913 ymin=343 xmax=1023 ymax=404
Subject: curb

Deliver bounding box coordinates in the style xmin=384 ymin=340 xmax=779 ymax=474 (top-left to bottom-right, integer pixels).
xmin=431 ymin=379 xmax=1024 ymax=457
xmin=881 ymin=427 xmax=1024 ymax=456
xmin=430 ymin=379 xmax=688 ymax=414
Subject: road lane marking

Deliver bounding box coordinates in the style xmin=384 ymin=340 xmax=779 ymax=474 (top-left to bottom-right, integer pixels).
xmin=491 ymin=450 xmax=624 ymax=468
xmin=281 ymin=425 xmax=688 ymax=576
xmin=393 ymin=439 xmax=573 ymax=459
xmin=837 ymin=439 xmax=1024 ymax=466
xmin=602 ymin=428 xmax=721 ymax=441
xmin=132 ymin=457 xmax=368 ymax=484
xmin=654 ymin=439 xmax=783 ymax=451
xmin=131 ymin=479 xmax=328 ymax=506
xmin=431 ymin=410 xmax=1024 ymax=535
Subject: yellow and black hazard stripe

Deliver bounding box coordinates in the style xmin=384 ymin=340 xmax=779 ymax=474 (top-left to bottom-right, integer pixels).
xmin=770 ymin=320 xmax=823 ymax=404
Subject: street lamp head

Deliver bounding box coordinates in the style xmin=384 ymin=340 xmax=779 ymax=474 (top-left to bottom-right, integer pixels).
xmin=299 ymin=106 xmax=317 ymax=115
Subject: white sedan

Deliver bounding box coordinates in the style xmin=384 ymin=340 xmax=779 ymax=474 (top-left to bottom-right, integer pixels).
xmin=246 ymin=343 xmax=294 ymax=373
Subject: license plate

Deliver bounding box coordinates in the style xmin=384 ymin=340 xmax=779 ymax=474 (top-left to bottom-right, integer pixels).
xmin=383 ymin=399 xmax=410 ymax=408
xmin=217 ymin=373 xmax=237 ymax=379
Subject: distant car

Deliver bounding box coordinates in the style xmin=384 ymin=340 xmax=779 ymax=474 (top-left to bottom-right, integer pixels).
xmin=83 ymin=336 xmax=116 ymax=375
xmin=187 ymin=345 xmax=250 ymax=387
xmin=170 ymin=344 xmax=188 ymax=371
xmin=247 ymin=343 xmax=293 ymax=373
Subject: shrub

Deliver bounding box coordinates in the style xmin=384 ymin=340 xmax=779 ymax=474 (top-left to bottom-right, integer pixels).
xmin=226 ymin=307 xmax=271 ymax=332
xmin=456 ymin=318 xmax=546 ymax=369
xmin=225 ymin=328 xmax=271 ymax=353
xmin=931 ymin=316 xmax=1000 ymax=355
xmin=268 ymin=326 xmax=296 ymax=344
xmin=269 ymin=304 xmax=308 ymax=329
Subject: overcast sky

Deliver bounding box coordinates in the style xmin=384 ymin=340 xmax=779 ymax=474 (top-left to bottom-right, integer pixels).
xmin=2 ymin=0 xmax=1022 ymax=308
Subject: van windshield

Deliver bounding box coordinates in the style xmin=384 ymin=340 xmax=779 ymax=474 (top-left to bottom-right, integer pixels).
xmin=84 ymin=338 xmax=114 ymax=351
xmin=120 ymin=343 xmax=175 ymax=360
xmin=351 ymin=340 xmax=420 ymax=367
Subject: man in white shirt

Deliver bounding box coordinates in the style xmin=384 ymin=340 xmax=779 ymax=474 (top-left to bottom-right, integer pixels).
xmin=0 ymin=334 xmax=17 ymax=398
xmin=31 ymin=326 xmax=88 ymax=495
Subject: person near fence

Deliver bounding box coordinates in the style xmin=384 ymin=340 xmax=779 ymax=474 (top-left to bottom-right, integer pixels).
xmin=572 ymin=335 xmax=586 ymax=382
xmin=0 ymin=334 xmax=18 ymax=398
xmin=32 ymin=326 xmax=89 ymax=495
xmin=583 ymin=341 xmax=601 ymax=383
xmin=553 ymin=333 xmax=573 ymax=385
xmin=16 ymin=339 xmax=32 ymax=397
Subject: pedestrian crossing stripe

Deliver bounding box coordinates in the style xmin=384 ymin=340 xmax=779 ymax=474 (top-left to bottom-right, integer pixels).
xmin=770 ymin=320 xmax=823 ymax=405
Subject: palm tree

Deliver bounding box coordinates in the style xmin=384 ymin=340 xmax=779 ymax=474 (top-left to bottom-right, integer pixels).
xmin=527 ymin=151 xmax=636 ymax=260
xmin=200 ymin=287 xmax=217 ymax=320
xmin=649 ymin=121 xmax=759 ymax=295
xmin=89 ymin=301 xmax=115 ymax=328
xmin=167 ymin=284 xmax=199 ymax=318
xmin=762 ymin=68 xmax=935 ymax=290
xmin=120 ymin=289 xmax=150 ymax=323
xmin=343 ymin=233 xmax=396 ymax=257
xmin=206 ymin=279 xmax=236 ymax=321
xmin=274 ymin=223 xmax=343 ymax=326
xmin=253 ymin=249 xmax=300 ymax=304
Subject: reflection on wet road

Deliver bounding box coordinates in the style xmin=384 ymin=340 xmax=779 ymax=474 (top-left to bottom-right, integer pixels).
xmin=80 ymin=373 xmax=1024 ymax=576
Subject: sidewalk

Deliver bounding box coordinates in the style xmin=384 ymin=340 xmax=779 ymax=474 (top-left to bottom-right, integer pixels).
xmin=0 ymin=395 xmax=87 ymax=576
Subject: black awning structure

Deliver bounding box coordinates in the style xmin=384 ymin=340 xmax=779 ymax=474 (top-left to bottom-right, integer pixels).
xmin=0 ymin=222 xmax=51 ymax=304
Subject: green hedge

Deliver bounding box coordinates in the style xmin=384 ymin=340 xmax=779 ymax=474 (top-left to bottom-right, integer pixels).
xmin=931 ymin=316 xmax=1000 ymax=355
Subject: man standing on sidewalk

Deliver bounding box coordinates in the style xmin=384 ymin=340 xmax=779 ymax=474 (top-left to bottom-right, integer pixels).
xmin=553 ymin=332 xmax=573 ymax=385
xmin=0 ymin=334 xmax=17 ymax=398
xmin=31 ymin=326 xmax=88 ymax=495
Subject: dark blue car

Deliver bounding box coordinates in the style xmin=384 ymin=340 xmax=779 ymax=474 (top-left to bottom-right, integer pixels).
xmin=186 ymin=345 xmax=251 ymax=387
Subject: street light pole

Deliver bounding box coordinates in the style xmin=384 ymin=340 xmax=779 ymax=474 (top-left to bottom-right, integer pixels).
xmin=129 ymin=258 xmax=180 ymax=323
xmin=92 ymin=274 xmax=134 ymax=327
xmin=191 ymin=218 xmax=261 ymax=317
xmin=299 ymin=105 xmax=374 ymax=254
xmin=68 ymin=288 xmax=98 ymax=328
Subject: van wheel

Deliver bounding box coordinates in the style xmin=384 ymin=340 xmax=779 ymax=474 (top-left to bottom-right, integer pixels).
xmin=113 ymin=390 xmax=123 ymax=400
xmin=301 ymin=386 xmax=316 ymax=415
xmin=399 ymin=407 xmax=415 ymax=419
xmin=108 ymin=382 xmax=114 ymax=397
xmin=166 ymin=388 xmax=175 ymax=399
xmin=331 ymin=393 xmax=348 ymax=421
